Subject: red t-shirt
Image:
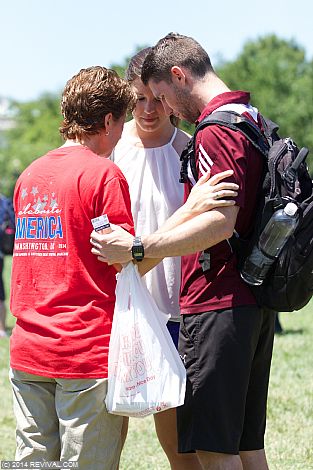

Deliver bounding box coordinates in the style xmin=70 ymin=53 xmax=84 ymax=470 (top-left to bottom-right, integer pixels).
xmin=180 ymin=91 xmax=263 ymax=314
xmin=10 ymin=145 xmax=134 ymax=378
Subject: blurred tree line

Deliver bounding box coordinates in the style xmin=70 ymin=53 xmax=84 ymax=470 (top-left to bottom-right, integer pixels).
xmin=0 ymin=34 xmax=312 ymax=197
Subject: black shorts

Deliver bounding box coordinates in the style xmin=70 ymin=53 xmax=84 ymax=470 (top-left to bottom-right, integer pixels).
xmin=0 ymin=258 xmax=4 ymax=301
xmin=177 ymin=305 xmax=276 ymax=455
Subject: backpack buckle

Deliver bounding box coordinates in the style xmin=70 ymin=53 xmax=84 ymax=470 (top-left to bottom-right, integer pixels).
xmin=199 ymin=250 xmax=211 ymax=272
xmin=282 ymin=169 xmax=296 ymax=192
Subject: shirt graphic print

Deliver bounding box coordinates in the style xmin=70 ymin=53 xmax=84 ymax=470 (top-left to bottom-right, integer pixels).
xmin=14 ymin=186 xmax=67 ymax=258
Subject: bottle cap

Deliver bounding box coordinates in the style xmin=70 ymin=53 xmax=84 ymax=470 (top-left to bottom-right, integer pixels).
xmin=284 ymin=202 xmax=298 ymax=217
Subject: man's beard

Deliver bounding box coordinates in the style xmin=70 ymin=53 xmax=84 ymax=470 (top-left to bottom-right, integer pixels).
xmin=173 ymin=85 xmax=200 ymax=123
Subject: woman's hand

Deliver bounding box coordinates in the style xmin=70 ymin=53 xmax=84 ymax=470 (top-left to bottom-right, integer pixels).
xmin=184 ymin=169 xmax=239 ymax=215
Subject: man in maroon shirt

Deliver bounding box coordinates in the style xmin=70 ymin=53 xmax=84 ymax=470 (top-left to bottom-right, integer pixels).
xmin=91 ymin=33 xmax=275 ymax=470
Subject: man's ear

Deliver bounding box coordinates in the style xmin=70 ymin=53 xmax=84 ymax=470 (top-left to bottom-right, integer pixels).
xmin=170 ymin=66 xmax=186 ymax=85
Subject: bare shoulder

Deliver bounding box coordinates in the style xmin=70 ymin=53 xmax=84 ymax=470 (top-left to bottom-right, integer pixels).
xmin=173 ymin=128 xmax=192 ymax=155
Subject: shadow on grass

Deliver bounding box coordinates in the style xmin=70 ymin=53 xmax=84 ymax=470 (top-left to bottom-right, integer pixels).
xmin=275 ymin=328 xmax=304 ymax=336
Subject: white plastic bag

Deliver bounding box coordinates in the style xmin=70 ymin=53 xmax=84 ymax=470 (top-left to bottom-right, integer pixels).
xmin=105 ymin=262 xmax=186 ymax=418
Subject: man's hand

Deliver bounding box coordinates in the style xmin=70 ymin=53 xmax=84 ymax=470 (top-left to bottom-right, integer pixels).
xmin=184 ymin=169 xmax=238 ymax=215
xmin=90 ymin=169 xmax=238 ymax=266
xmin=90 ymin=224 xmax=133 ymax=265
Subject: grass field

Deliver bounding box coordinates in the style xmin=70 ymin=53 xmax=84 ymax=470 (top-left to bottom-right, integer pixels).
xmin=0 ymin=257 xmax=313 ymax=469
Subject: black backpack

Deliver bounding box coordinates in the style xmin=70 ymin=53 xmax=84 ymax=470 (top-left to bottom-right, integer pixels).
xmin=180 ymin=111 xmax=313 ymax=312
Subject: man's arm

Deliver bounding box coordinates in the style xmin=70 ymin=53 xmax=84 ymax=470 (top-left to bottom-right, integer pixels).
xmin=90 ymin=170 xmax=238 ymax=274
xmin=136 ymin=170 xmax=238 ymax=275
xmin=91 ymin=205 xmax=239 ymax=266
xmin=143 ymin=205 xmax=238 ymax=258
xmin=156 ymin=169 xmax=237 ymax=234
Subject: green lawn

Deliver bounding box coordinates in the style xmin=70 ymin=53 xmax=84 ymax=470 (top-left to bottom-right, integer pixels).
xmin=1 ymin=257 xmax=313 ymax=469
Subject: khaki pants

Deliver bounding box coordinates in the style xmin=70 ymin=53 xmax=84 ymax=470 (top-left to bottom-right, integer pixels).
xmin=10 ymin=368 xmax=123 ymax=470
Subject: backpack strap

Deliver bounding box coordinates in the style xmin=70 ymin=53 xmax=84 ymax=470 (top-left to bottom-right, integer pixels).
xmin=179 ymin=110 xmax=271 ymax=273
xmin=180 ymin=110 xmax=269 ymax=184
xmin=259 ymin=115 xmax=280 ymax=144
xmin=282 ymin=146 xmax=310 ymax=191
xmin=200 ymin=111 xmax=270 ymax=157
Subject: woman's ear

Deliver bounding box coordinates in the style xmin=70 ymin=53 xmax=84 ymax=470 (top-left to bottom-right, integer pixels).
xmin=104 ymin=112 xmax=113 ymax=135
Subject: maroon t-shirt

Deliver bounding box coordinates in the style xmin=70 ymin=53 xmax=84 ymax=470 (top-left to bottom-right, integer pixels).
xmin=180 ymin=91 xmax=263 ymax=314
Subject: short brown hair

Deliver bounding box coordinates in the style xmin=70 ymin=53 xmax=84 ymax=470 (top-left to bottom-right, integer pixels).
xmin=141 ymin=33 xmax=214 ymax=85
xmin=60 ymin=66 xmax=135 ymax=141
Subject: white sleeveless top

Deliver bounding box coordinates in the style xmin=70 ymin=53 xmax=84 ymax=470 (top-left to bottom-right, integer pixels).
xmin=111 ymin=126 xmax=184 ymax=319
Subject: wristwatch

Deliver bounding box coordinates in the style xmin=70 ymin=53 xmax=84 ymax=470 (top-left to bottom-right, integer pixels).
xmin=131 ymin=236 xmax=144 ymax=262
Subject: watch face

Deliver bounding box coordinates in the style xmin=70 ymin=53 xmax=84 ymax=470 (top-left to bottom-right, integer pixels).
xmin=132 ymin=239 xmax=144 ymax=261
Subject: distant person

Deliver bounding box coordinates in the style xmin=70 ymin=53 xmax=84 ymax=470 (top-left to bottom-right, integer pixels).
xmin=90 ymin=33 xmax=277 ymax=470
xmin=0 ymin=193 xmax=15 ymax=337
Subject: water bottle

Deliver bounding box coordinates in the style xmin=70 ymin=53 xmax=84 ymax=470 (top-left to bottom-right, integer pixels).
xmin=240 ymin=202 xmax=298 ymax=286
